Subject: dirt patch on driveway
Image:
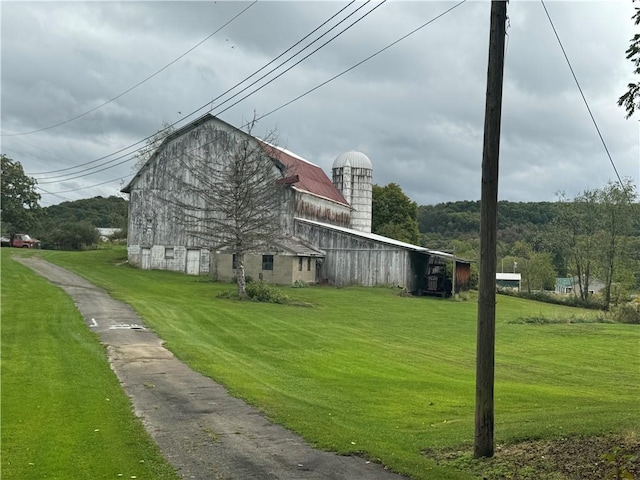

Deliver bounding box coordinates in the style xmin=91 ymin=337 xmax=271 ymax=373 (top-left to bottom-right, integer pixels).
xmin=17 ymin=257 xmax=406 ymax=480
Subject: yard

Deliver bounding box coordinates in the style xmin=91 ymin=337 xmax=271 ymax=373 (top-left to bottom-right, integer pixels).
xmin=2 ymin=247 xmax=638 ymax=479
xmin=0 ymin=249 xmax=179 ymax=480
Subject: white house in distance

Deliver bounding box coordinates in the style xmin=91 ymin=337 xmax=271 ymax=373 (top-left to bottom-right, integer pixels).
xmin=121 ymin=114 xmax=471 ymax=294
xmin=496 ymin=273 xmax=521 ymax=291
xmin=555 ymin=277 xmax=605 ymax=296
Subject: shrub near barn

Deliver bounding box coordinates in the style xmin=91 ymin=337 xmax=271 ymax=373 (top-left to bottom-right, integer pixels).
xmin=43 ymin=222 xmax=100 ymax=250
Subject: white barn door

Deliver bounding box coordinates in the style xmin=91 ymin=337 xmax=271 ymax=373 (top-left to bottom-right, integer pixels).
xmin=186 ymin=249 xmax=200 ymax=275
xmin=141 ymin=248 xmax=151 ymax=270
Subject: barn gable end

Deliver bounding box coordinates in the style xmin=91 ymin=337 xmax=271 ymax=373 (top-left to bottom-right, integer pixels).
xmin=121 ymin=114 xmax=469 ymax=292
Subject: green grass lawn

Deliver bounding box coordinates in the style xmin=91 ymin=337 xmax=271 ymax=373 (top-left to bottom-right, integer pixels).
xmin=7 ymin=247 xmax=640 ymax=480
xmin=0 ymin=250 xmax=179 ymax=480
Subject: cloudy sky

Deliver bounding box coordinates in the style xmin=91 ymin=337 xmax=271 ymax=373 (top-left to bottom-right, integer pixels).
xmin=1 ymin=1 xmax=638 ymax=207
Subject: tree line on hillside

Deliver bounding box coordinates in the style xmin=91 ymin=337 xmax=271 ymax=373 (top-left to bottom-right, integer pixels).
xmin=1 ymin=154 xmax=127 ymax=250
xmin=35 ymin=196 xmax=128 ymax=250
xmin=371 ymin=178 xmax=640 ymax=311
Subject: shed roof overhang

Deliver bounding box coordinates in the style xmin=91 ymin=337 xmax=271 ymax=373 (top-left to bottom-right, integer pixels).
xmin=295 ymin=217 xmax=472 ymax=264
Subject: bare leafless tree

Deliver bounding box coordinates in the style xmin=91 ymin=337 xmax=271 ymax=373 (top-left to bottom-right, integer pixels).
xmin=168 ymin=118 xmax=289 ymax=296
xmin=133 ymin=121 xmax=176 ymax=173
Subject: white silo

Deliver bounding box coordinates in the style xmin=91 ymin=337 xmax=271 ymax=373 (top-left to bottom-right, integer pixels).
xmin=332 ymin=151 xmax=373 ymax=233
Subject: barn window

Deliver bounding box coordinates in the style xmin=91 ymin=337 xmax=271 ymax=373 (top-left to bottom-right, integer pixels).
xmin=307 ymin=257 xmax=311 ymax=271
xmin=165 ymin=247 xmax=174 ymax=259
xmin=232 ymin=254 xmax=238 ymax=270
xmin=262 ymin=255 xmax=274 ymax=271
xmin=298 ymin=257 xmax=303 ymax=271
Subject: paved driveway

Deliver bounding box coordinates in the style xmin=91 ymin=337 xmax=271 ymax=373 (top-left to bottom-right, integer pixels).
xmin=17 ymin=257 xmax=407 ymax=480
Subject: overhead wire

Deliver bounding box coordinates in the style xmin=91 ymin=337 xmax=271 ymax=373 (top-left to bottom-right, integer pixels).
xmin=540 ymin=0 xmax=625 ymax=188
xmin=252 ymin=0 xmax=467 ymax=123
xmin=3 ymin=1 xmax=259 ymax=137
xmin=541 ymin=0 xmax=639 ymax=230
xmin=39 ymin=174 xmax=132 ymax=195
xmin=209 ymin=1 xmax=385 ymax=117
xmin=28 ymin=0 xmax=362 ymax=178
xmin=38 ymin=1 xmax=466 ymax=196
xmin=36 ymin=186 xmax=78 ymax=204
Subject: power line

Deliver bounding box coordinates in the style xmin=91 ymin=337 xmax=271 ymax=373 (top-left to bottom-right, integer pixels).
xmin=38 ymin=174 xmax=131 ymax=195
xmin=2 ymin=1 xmax=258 ymax=138
xmin=37 ymin=1 xmax=467 ymax=197
xmin=37 ymin=186 xmax=126 ymax=217
xmin=540 ymin=0 xmax=624 ymax=187
xmin=205 ymin=1 xmax=359 ymax=112
xmin=210 ymin=1 xmax=383 ymax=116
xmin=27 ymin=1 xmax=362 ymax=178
xmin=37 ymin=152 xmax=141 ymax=185
xmin=254 ymin=0 xmax=467 ymax=123
xmin=541 ymin=0 xmax=639 ymax=228
xmin=37 ymin=186 xmax=76 ymax=203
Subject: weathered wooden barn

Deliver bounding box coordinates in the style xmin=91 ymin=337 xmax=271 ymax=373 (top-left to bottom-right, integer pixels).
xmin=122 ymin=114 xmax=470 ymax=294
xmin=295 ymin=218 xmax=471 ymax=293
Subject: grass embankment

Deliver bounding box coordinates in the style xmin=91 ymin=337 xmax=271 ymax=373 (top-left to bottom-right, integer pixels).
xmin=11 ymin=248 xmax=640 ymax=480
xmin=1 ymin=250 xmax=179 ymax=480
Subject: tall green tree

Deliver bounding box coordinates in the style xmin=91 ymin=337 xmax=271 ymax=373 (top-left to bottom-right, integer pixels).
xmin=1 ymin=154 xmax=41 ymax=233
xmin=511 ymin=241 xmax=556 ymax=293
xmin=619 ymin=1 xmax=640 ymax=118
xmin=372 ymin=183 xmax=420 ymax=244
xmin=45 ymin=221 xmax=101 ymax=250
xmin=553 ymin=181 xmax=638 ymax=307
xmin=595 ymin=180 xmax=637 ymax=309
xmin=553 ymin=190 xmax=598 ymax=301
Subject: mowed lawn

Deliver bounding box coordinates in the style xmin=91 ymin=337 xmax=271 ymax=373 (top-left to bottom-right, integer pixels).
xmin=8 ymin=247 xmax=640 ymax=480
xmin=1 ymin=251 xmax=179 ymax=480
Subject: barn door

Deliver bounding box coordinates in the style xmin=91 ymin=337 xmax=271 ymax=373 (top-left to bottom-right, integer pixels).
xmin=186 ymin=249 xmax=200 ymax=275
xmin=141 ymin=248 xmax=151 ymax=270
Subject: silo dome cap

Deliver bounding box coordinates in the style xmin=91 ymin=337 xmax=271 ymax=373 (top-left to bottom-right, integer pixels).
xmin=332 ymin=151 xmax=372 ymax=169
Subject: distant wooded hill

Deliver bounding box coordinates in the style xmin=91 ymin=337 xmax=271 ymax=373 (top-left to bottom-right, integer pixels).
xmin=418 ymin=201 xmax=560 ymax=237
xmin=41 ymin=196 xmax=128 ymax=229
xmin=418 ymin=201 xmax=640 ymax=243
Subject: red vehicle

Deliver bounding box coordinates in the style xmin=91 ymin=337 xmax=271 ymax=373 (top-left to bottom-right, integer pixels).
xmin=0 ymin=233 xmax=41 ymax=248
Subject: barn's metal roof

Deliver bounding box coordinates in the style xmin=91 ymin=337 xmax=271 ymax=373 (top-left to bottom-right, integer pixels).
xmin=295 ymin=218 xmax=472 ymax=264
xmin=123 ymin=114 xmax=350 ymax=209
xmin=264 ymin=144 xmax=349 ymax=207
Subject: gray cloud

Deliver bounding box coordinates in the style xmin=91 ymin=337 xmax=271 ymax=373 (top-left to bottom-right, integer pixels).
xmin=1 ymin=1 xmax=637 ymax=208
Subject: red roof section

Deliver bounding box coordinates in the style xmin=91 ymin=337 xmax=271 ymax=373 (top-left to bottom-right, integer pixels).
xmin=262 ymin=143 xmax=349 ymax=206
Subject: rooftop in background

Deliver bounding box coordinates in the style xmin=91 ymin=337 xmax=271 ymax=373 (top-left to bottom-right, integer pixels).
xmin=496 ymin=273 xmax=522 ymax=281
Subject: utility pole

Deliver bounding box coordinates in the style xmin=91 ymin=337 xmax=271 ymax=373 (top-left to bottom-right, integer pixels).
xmin=474 ymin=0 xmax=507 ymax=459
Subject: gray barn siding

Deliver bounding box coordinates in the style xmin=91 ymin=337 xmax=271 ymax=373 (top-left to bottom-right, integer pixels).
xmin=127 ymin=120 xmax=246 ymax=251
xmin=295 ymin=221 xmax=423 ymax=290
xmin=279 ymin=189 xmax=351 ymax=234
xmin=125 ymin=118 xmax=287 ymax=273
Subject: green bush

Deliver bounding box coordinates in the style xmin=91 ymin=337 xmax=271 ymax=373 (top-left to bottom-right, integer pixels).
xmin=292 ymin=280 xmax=309 ymax=288
xmin=509 ymin=314 xmax=609 ymax=325
xmin=610 ymin=303 xmax=640 ymax=324
xmin=245 ymin=281 xmax=289 ymax=304
xmin=42 ymin=221 xmax=100 ymax=250
xmin=498 ymin=289 xmax=605 ymax=310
